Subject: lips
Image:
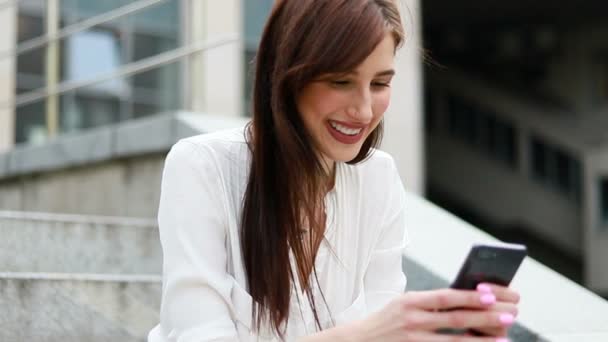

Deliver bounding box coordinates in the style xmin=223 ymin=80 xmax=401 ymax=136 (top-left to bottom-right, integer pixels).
xmin=326 ymin=120 xmax=367 ymax=144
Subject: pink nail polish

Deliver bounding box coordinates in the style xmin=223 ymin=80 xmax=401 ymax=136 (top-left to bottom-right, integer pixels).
xmin=480 ymin=293 xmax=496 ymax=305
xmin=477 ymin=283 xmax=492 ymax=293
xmin=496 ymin=338 xmax=510 ymax=342
xmin=499 ymin=313 xmax=515 ymax=326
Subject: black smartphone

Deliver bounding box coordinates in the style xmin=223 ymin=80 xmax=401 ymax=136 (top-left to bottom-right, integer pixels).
xmin=450 ymin=243 xmax=527 ymax=290
xmin=437 ymin=243 xmax=527 ymax=336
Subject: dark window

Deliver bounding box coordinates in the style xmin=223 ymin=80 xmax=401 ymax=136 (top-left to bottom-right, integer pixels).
xmin=424 ymin=87 xmax=435 ymax=133
xmin=15 ymin=100 xmax=47 ymax=144
xmin=600 ymin=178 xmax=608 ymax=228
xmin=493 ymin=117 xmax=517 ymax=167
xmin=531 ymin=138 xmax=547 ymax=180
xmin=529 ymin=135 xmax=583 ymax=205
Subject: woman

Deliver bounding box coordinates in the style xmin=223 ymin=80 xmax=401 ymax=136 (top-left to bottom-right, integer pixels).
xmin=148 ymin=0 xmax=519 ymax=341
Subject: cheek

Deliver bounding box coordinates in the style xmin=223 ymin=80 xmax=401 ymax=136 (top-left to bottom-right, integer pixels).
xmin=311 ymin=92 xmax=349 ymax=117
xmin=372 ymin=92 xmax=391 ymax=117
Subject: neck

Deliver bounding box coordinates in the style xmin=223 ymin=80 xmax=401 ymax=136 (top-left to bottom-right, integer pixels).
xmin=324 ymin=160 xmax=336 ymax=193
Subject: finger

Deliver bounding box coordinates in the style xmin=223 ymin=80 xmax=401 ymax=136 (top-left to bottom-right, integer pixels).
xmin=485 ymin=302 xmax=518 ymax=317
xmin=431 ymin=310 xmax=516 ymax=330
xmin=407 ymin=331 xmax=509 ymax=342
xmin=405 ymin=289 xmax=497 ymax=311
xmin=478 ymin=283 xmax=520 ymax=304
xmin=473 ymin=326 xmax=509 ymax=337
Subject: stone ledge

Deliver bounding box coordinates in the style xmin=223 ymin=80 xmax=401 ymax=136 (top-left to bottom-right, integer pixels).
xmin=0 ymin=210 xmax=157 ymax=226
xmin=0 ymin=111 xmax=249 ymax=179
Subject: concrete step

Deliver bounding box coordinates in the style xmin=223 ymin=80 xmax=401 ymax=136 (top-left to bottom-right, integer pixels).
xmin=0 ymin=272 xmax=161 ymax=342
xmin=0 ymin=211 xmax=161 ymax=274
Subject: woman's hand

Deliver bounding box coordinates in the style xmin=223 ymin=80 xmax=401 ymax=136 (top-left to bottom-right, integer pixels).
xmin=354 ymin=283 xmax=519 ymax=341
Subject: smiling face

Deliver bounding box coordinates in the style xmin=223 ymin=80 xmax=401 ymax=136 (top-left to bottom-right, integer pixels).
xmin=296 ymin=33 xmax=396 ymax=169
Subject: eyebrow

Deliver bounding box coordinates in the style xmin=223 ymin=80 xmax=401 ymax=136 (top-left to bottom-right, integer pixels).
xmin=345 ymin=69 xmax=396 ymax=77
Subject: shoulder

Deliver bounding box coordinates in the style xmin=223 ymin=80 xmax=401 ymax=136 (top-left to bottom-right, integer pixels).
xmin=166 ymin=126 xmax=249 ymax=169
xmin=353 ymin=148 xmax=399 ymax=182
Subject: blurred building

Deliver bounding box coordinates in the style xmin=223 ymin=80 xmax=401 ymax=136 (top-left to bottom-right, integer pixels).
xmin=422 ymin=1 xmax=608 ymax=294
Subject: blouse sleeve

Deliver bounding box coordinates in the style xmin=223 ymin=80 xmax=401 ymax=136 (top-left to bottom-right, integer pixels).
xmin=363 ymin=156 xmax=409 ymax=314
xmin=156 ymin=140 xmax=239 ymax=341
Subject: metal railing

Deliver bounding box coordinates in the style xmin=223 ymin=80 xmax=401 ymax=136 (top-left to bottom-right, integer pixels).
xmin=0 ymin=0 xmax=170 ymax=59
xmin=1 ymin=34 xmax=238 ymax=109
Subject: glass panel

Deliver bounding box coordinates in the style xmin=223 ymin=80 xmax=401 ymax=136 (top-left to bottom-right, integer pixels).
xmin=59 ymin=79 xmax=125 ymax=133
xmin=58 ymin=60 xmax=183 ymax=133
xmin=571 ymin=159 xmax=583 ymax=205
xmin=131 ymin=61 xmax=182 ymax=118
xmin=494 ymin=119 xmax=516 ymax=167
xmin=555 ymin=150 xmax=571 ymax=194
xmin=243 ymin=0 xmax=274 ymax=115
xmin=16 ymin=45 xmax=46 ymax=94
xmin=600 ymin=178 xmax=608 ymax=228
xmin=15 ymin=100 xmax=47 ymax=145
xmin=17 ymin=5 xmax=46 ymax=43
xmin=60 ymin=0 xmax=133 ymax=27
xmin=60 ymin=23 xmax=125 ymax=83
xmin=530 ymin=137 xmax=546 ymax=181
xmin=130 ymin=0 xmax=180 ymax=62
xmin=59 ymin=0 xmax=181 ymax=82
xmin=243 ymin=0 xmax=274 ymax=50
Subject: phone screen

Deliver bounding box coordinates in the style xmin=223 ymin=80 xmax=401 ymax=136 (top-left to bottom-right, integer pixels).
xmin=450 ymin=243 xmax=527 ymax=290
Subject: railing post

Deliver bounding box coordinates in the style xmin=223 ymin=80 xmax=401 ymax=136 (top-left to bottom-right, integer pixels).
xmin=45 ymin=0 xmax=60 ymax=139
xmin=0 ymin=1 xmax=16 ymax=152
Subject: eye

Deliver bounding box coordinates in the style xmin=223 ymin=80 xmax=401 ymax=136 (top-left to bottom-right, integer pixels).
xmin=329 ymin=79 xmax=351 ymax=87
xmin=371 ymin=81 xmax=391 ymax=88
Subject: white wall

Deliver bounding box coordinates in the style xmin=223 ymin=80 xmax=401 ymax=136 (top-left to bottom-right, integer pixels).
xmin=383 ymin=0 xmax=425 ymax=195
xmin=584 ymin=149 xmax=608 ymax=292
xmin=188 ymin=0 xmax=243 ymax=117
xmin=0 ymin=6 xmax=16 ymax=152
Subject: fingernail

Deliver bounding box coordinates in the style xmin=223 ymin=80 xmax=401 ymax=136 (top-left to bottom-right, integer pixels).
xmin=480 ymin=293 xmax=496 ymax=305
xmin=477 ymin=283 xmax=492 ymax=293
xmin=496 ymin=338 xmax=510 ymax=342
xmin=499 ymin=313 xmax=515 ymax=326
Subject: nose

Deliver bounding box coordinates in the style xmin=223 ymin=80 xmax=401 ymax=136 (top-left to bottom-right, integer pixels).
xmin=347 ymin=88 xmax=373 ymax=123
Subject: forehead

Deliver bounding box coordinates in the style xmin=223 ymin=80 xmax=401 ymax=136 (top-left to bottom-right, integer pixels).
xmin=353 ymin=34 xmax=396 ymax=75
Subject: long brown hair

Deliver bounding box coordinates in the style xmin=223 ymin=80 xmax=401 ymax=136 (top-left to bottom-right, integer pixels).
xmin=240 ymin=0 xmax=405 ymax=337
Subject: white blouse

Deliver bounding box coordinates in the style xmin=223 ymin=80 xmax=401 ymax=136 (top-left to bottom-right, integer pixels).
xmin=148 ymin=127 xmax=409 ymax=341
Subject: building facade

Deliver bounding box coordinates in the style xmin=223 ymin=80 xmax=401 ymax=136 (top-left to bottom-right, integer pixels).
xmin=422 ymin=0 xmax=608 ymax=293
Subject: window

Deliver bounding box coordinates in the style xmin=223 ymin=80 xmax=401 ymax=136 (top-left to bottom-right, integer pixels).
xmin=529 ymin=135 xmax=582 ymax=205
xmin=14 ymin=0 xmax=183 ymax=145
xmin=424 ymin=87 xmax=435 ymax=133
xmin=243 ymin=0 xmax=274 ymax=115
xmin=600 ymin=178 xmax=608 ymax=229
xmin=446 ymin=95 xmax=518 ymax=168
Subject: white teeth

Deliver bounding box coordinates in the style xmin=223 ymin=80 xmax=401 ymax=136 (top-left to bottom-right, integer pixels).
xmin=329 ymin=121 xmax=362 ymax=136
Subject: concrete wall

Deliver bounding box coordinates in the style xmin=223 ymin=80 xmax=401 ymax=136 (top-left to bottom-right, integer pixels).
xmin=0 ymin=212 xmax=160 ymax=274
xmin=0 ymin=274 xmax=160 ymax=341
xmin=0 ymin=5 xmax=16 ymax=153
xmin=0 ymin=153 xmax=165 ymax=217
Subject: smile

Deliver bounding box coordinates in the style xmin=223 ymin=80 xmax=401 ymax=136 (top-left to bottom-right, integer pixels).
xmin=329 ymin=121 xmax=362 ymax=136
xmin=327 ymin=120 xmax=366 ymax=144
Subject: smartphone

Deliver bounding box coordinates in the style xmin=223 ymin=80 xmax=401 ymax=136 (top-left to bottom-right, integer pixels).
xmin=450 ymin=243 xmax=527 ymax=290
xmin=438 ymin=243 xmax=527 ymax=336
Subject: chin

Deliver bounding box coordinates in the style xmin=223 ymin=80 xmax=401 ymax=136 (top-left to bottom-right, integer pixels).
xmin=326 ymin=147 xmax=362 ymax=163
